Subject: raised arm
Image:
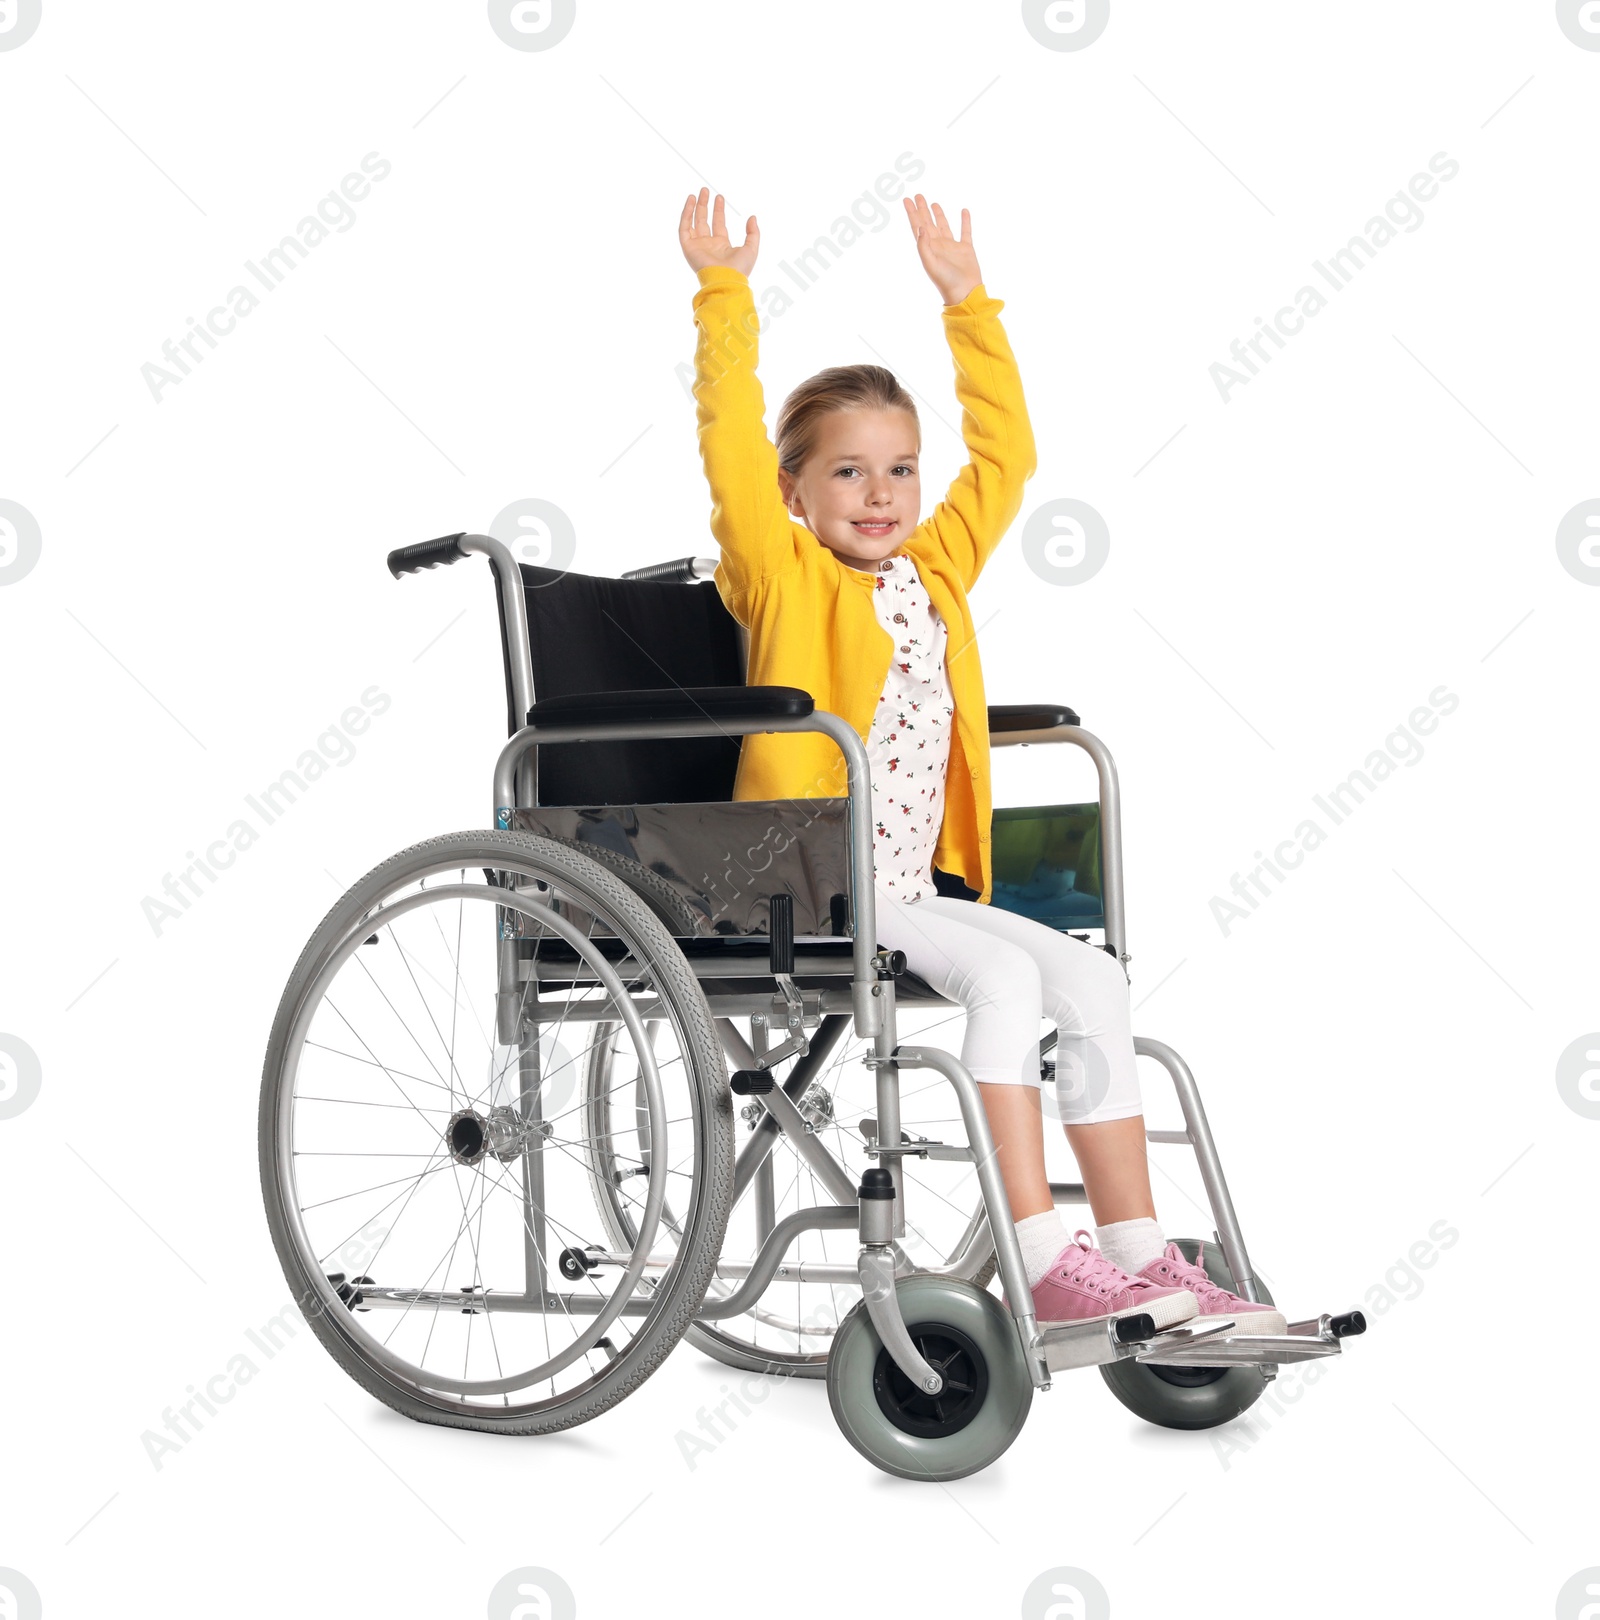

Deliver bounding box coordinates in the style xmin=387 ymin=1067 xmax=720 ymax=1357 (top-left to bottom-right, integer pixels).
xmin=680 ymin=190 xmax=801 ymax=616
xmin=902 ymin=195 xmax=1038 ymax=592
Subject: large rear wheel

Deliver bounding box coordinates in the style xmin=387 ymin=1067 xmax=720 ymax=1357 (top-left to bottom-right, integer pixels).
xmin=258 ymin=830 xmax=734 ymax=1434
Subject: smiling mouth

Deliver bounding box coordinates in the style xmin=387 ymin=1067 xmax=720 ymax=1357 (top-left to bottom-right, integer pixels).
xmin=851 ymin=520 xmax=896 ymax=535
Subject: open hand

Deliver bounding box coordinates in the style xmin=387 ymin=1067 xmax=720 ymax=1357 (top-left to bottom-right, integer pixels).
xmin=903 ymin=194 xmax=981 ymax=304
xmin=679 ymin=188 xmax=760 ymax=276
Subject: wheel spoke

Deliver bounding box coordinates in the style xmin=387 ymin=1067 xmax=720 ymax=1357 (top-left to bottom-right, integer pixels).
xmin=268 ymin=842 xmax=731 ymax=1419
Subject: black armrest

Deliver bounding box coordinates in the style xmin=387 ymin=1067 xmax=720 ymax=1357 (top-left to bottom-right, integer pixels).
xmin=527 ymin=686 xmax=815 ymax=728
xmin=988 ymin=704 xmax=1080 ymax=733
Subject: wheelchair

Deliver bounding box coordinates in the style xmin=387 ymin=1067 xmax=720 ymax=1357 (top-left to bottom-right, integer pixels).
xmin=258 ymin=531 xmax=1366 ymax=1481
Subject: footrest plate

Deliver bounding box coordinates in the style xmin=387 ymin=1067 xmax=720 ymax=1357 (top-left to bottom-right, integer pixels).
xmin=1133 ymin=1311 xmax=1357 ymax=1367
xmin=1035 ymin=1306 xmax=1160 ymax=1373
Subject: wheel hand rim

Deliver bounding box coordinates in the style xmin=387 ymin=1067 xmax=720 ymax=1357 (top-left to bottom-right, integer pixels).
xmin=276 ymin=878 xmax=671 ymax=1398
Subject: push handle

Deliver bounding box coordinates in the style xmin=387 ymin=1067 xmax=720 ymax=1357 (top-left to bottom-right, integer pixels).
xmin=387 ymin=532 xmax=468 ymax=578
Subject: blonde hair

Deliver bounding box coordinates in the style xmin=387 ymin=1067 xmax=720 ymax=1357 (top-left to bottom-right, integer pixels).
xmin=774 ymin=365 xmax=919 ymax=481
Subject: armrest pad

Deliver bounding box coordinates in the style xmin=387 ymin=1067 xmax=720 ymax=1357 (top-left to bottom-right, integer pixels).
xmin=527 ymin=685 xmax=815 ymax=728
xmin=988 ymin=703 xmax=1080 ymax=733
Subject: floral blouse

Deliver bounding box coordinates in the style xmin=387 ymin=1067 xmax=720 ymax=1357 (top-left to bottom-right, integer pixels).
xmin=864 ymin=553 xmax=954 ymax=904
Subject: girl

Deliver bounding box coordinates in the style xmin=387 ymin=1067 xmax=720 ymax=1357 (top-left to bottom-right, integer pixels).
xmin=680 ymin=187 xmax=1284 ymax=1336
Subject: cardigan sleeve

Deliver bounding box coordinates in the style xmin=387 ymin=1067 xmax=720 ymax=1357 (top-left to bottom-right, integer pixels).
xmin=690 ymin=265 xmax=804 ymax=619
xmin=915 ymin=284 xmax=1038 ymax=593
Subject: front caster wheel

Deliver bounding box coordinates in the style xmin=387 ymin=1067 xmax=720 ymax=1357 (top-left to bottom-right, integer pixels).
xmin=826 ymin=1276 xmax=1032 ymax=1480
xmin=1099 ymin=1237 xmax=1273 ymax=1431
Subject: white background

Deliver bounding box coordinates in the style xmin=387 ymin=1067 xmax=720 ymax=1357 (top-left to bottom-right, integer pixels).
xmin=2 ymin=2 xmax=1595 ymax=1616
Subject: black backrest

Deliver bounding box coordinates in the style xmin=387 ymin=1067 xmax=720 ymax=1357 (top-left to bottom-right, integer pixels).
xmin=493 ymin=561 xmax=746 ymax=807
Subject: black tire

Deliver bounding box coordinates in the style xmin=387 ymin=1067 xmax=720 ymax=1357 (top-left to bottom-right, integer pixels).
xmin=1098 ymin=1238 xmax=1273 ymax=1431
xmin=259 ymin=829 xmax=734 ymax=1435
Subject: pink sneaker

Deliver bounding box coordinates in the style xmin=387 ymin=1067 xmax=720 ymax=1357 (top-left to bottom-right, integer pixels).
xmin=1010 ymin=1230 xmax=1198 ymax=1332
xmin=1136 ymin=1243 xmax=1287 ymax=1335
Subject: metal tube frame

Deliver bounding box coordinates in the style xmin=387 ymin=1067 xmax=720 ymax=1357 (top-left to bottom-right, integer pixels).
xmin=1133 ymin=1037 xmax=1260 ymax=1302
xmin=990 ymin=720 xmax=1127 ymax=966
xmin=469 ymin=545 xmax=1267 ymax=1391
xmin=461 ymin=534 xmax=536 ymax=816
xmin=718 ymin=1014 xmax=852 ymax=1202
xmin=695 ymin=1205 xmax=857 ymax=1321
xmin=883 ymin=1045 xmax=1050 ymax=1388
xmin=990 ymin=721 xmax=1262 ymax=1305
xmin=492 ymin=710 xmax=882 ymax=1042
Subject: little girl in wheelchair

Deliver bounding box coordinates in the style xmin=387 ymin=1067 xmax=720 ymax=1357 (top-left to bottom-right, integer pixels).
xmin=680 ymin=186 xmax=1285 ymax=1339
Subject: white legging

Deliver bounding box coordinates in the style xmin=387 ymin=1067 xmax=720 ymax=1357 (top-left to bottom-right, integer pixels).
xmin=871 ymin=886 xmax=1144 ymax=1125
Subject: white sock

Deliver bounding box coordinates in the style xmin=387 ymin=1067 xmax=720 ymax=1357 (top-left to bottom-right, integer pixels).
xmin=1015 ymin=1209 xmax=1070 ymax=1288
xmin=1095 ymin=1216 xmax=1167 ymax=1276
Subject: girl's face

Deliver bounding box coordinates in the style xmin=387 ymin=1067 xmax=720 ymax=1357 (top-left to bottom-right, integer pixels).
xmin=777 ymin=408 xmax=921 ymax=570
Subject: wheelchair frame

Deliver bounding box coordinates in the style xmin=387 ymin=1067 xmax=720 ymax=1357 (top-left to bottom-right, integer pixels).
xmin=437 ymin=529 xmax=1363 ymax=1401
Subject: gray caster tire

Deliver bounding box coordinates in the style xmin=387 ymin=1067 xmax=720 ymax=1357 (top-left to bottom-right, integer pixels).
xmin=826 ymin=1276 xmax=1033 ymax=1480
xmin=1098 ymin=1238 xmax=1273 ymax=1431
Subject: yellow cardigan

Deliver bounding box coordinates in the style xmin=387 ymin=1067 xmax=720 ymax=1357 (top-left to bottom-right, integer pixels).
xmin=690 ymin=264 xmax=1037 ymax=905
